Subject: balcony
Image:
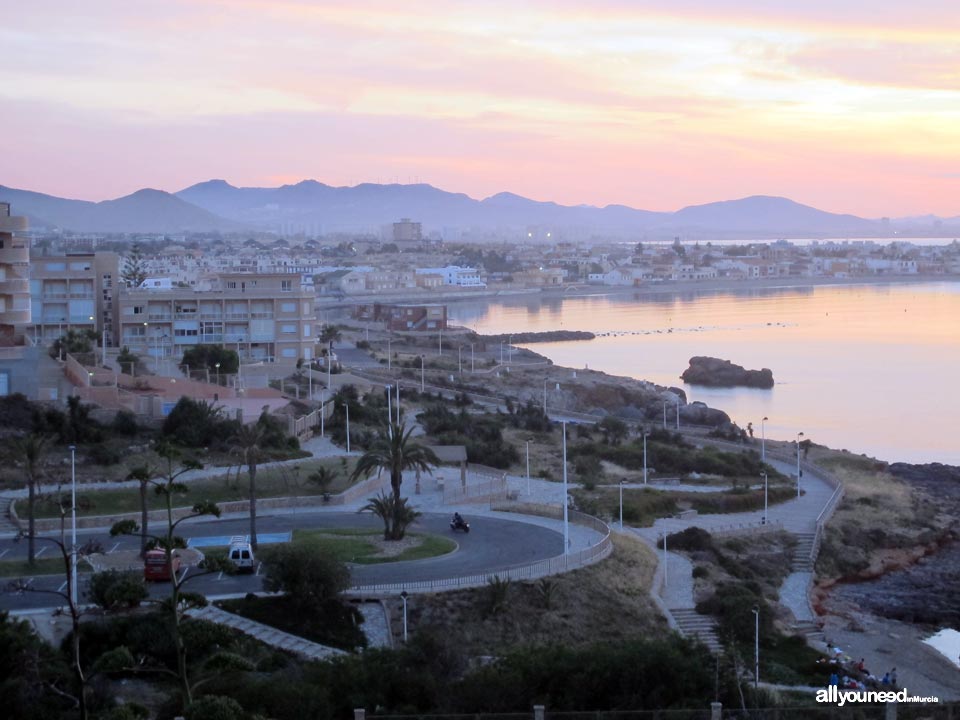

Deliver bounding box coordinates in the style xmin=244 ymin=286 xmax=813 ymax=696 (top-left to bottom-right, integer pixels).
xmin=0 ymin=277 xmax=28 ymax=293
xmin=147 ymin=313 xmax=172 ymax=321
xmin=41 ymin=292 xmax=94 ymax=300
xmin=224 ymin=313 xmax=249 ymax=320
xmin=0 ymin=216 xmax=28 ymax=232
xmin=199 ymin=313 xmax=223 ymax=321
xmin=250 ymin=312 xmax=274 ymax=319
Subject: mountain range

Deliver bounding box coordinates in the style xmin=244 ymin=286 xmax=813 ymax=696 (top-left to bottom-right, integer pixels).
xmin=2 ymin=179 xmax=958 ymax=238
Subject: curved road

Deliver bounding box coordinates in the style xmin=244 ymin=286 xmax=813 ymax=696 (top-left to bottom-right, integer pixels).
xmin=0 ymin=512 xmax=563 ymax=612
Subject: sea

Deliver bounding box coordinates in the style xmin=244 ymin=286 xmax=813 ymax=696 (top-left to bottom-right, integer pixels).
xmin=448 ymin=280 xmax=960 ymax=466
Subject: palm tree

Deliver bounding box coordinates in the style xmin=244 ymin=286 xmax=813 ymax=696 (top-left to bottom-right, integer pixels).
xmin=232 ymin=423 xmax=265 ymax=551
xmin=125 ymin=464 xmax=153 ymax=557
xmin=361 ymin=493 xmax=421 ymax=540
xmin=14 ymin=434 xmax=48 ymax=566
xmin=351 ymin=421 xmax=438 ymax=540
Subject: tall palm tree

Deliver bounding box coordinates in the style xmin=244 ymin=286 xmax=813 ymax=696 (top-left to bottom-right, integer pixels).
xmin=232 ymin=423 xmax=265 ymax=551
xmin=14 ymin=434 xmax=48 ymax=566
xmin=351 ymin=421 xmax=438 ymax=540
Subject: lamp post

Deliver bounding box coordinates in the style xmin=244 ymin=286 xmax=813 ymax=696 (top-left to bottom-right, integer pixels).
xmin=345 ymin=402 xmax=351 ymax=453
xmin=386 ymin=384 xmax=392 ymax=428
xmin=508 ymin=334 xmax=513 ymax=364
xmin=752 ymin=606 xmax=760 ymax=689
xmin=438 ymin=328 xmax=442 ymax=356
xmin=643 ymin=431 xmax=649 ymax=485
xmin=619 ymin=479 xmax=625 ymax=530
xmin=69 ymin=445 xmax=78 ymax=607
xmin=662 ymin=526 xmax=668 ymax=588
xmin=420 ymin=354 xmax=425 ymax=393
xmin=215 ymin=362 xmax=221 ymax=387
xmin=470 ymin=343 xmax=475 ymax=373
xmin=400 ymin=590 xmax=409 ymax=642
xmin=662 ymin=400 xmax=667 ymax=429
xmin=562 ymin=421 xmax=569 ymax=554
xmin=387 ymin=335 xmax=392 ymax=370
xmin=307 ymin=357 xmax=313 ymax=402
xmin=761 ymin=471 xmax=768 ymax=525
xmin=796 ymin=431 xmax=804 ymax=497
xmin=396 ymin=382 xmax=400 ymax=424
xmin=499 ymin=341 xmax=503 ymax=365
xmin=525 ymin=439 xmax=531 ymax=495
xmin=458 ymin=345 xmax=462 ymax=375
xmin=761 ymin=416 xmax=768 ymax=461
xmin=320 ymin=388 xmax=325 ymax=437
xmin=543 ymin=376 xmax=548 ymax=414
xmin=327 ymin=346 xmax=332 ymax=390
xmin=675 ymin=396 xmax=680 ymax=431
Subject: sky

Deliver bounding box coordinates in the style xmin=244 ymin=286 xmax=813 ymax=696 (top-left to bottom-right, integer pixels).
xmin=2 ymin=0 xmax=959 ymax=217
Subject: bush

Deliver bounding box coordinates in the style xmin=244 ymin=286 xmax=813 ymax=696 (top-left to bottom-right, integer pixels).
xmin=182 ymin=346 xmax=238 ymax=376
xmin=111 ymin=409 xmax=139 ymax=436
xmin=162 ymin=397 xmax=238 ymax=448
xmin=87 ymin=570 xmax=148 ymax=610
xmin=185 ymin=695 xmax=245 ymax=720
xmin=262 ymin=543 xmax=351 ymax=610
xmin=88 ymin=443 xmax=123 ymax=466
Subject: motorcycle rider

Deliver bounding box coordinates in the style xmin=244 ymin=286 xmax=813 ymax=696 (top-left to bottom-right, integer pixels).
xmin=452 ymin=512 xmax=465 ymax=528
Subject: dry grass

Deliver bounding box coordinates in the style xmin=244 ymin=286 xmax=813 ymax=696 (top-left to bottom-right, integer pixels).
xmin=404 ymin=533 xmax=666 ymax=654
xmin=808 ymin=447 xmax=943 ymax=580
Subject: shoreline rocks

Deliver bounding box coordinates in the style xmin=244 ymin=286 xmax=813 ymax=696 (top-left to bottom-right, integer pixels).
xmin=680 ymin=356 xmax=774 ymax=389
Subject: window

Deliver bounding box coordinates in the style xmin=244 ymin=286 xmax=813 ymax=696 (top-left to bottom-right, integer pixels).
xmin=303 ymin=324 xmax=311 ymax=338
xmin=280 ymin=302 xmax=296 ymax=313
xmin=133 ymin=306 xmax=145 ymax=315
xmin=69 ymin=262 xmax=91 ymax=271
xmin=281 ymin=348 xmax=297 ymax=358
xmin=226 ymin=281 xmax=237 ymax=289
xmin=281 ymin=280 xmax=292 ymax=292
xmin=281 ymin=324 xmax=296 ymax=334
xmin=174 ymin=328 xmax=198 ymax=337
xmin=45 ymin=263 xmax=66 ymax=271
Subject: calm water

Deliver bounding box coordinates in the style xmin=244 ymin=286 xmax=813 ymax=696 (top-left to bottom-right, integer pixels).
xmin=449 ymin=282 xmax=960 ymax=465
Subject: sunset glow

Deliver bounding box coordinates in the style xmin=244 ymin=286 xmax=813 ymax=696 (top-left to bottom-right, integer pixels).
xmin=4 ymin=0 xmax=959 ymax=216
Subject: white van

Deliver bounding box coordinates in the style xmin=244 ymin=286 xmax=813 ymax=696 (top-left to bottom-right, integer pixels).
xmin=228 ymin=537 xmax=256 ymax=573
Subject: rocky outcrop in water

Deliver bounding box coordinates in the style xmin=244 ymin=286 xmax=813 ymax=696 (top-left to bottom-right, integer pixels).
xmin=680 ymin=356 xmax=774 ymax=388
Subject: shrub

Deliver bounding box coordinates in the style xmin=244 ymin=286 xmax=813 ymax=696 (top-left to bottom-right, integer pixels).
xmin=185 ymin=695 xmax=245 ymax=720
xmin=262 ymin=543 xmax=350 ymax=610
xmin=87 ymin=570 xmax=149 ymax=611
xmin=89 ymin=443 xmax=123 ymax=466
xmin=162 ymin=397 xmax=237 ymax=448
xmin=111 ymin=409 xmax=139 ymax=436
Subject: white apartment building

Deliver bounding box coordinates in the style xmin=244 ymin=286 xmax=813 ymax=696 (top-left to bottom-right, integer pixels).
xmin=415 ymin=265 xmax=485 ymax=287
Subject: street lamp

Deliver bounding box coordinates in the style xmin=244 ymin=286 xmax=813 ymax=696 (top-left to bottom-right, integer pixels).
xmin=619 ymin=479 xmax=625 ymax=530
xmin=543 ymin=376 xmax=549 ymax=414
xmin=761 ymin=416 xmax=768 ymax=462
xmin=420 ymin=354 xmax=425 ymax=392
xmin=761 ymin=471 xmax=768 ymax=525
xmin=400 ymin=590 xmax=409 ymax=643
xmin=796 ymin=431 xmax=804 ymax=497
xmin=675 ymin=396 xmax=680 ymax=431
xmin=458 ymin=345 xmax=462 ymax=375
xmin=69 ymin=445 xmax=78 ymax=606
xmin=345 ymin=402 xmax=351 ymax=453
xmin=387 ymin=335 xmax=392 ymax=370
xmin=662 ymin=400 xmax=667 ymax=429
xmin=396 ymin=382 xmax=400 ymax=424
xmin=525 ymin=439 xmax=531 ymax=495
xmin=215 ymin=362 xmax=221 ymax=387
xmin=306 ymin=356 xmax=313 ymax=401
xmin=752 ymin=606 xmax=760 ymax=689
xmin=320 ymin=388 xmax=325 ymax=437
xmin=643 ymin=431 xmax=649 ymax=485
xmin=562 ymin=421 xmax=569 ymax=554
xmin=470 ymin=343 xmax=475 ymax=372
xmin=386 ymin=384 xmax=392 ymax=429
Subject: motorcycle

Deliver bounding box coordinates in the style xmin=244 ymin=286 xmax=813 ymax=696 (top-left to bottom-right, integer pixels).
xmin=450 ymin=516 xmax=470 ymax=533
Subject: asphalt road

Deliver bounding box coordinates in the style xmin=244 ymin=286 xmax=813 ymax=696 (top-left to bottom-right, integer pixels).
xmin=0 ymin=511 xmax=562 ymax=611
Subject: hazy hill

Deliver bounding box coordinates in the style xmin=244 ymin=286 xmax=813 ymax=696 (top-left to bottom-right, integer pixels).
xmin=0 ymin=185 xmax=239 ymax=233
xmin=3 ymin=180 xmax=945 ymax=237
xmin=668 ymin=195 xmax=879 ymax=235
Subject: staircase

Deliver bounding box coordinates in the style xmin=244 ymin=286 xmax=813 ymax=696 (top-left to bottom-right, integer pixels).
xmin=0 ymin=496 xmax=19 ymax=535
xmin=791 ymin=532 xmax=816 ymax=572
xmin=670 ymin=608 xmax=723 ymax=654
xmin=791 ymin=620 xmax=824 ymax=642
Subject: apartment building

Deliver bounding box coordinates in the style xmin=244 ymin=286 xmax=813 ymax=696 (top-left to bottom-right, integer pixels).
xmin=352 ymin=302 xmax=447 ymax=331
xmin=118 ymin=273 xmax=316 ymax=364
xmin=0 ymin=203 xmax=40 ymax=397
xmin=415 ymin=265 xmax=485 ymax=287
xmin=30 ymin=252 xmax=120 ymax=346
xmin=0 ymin=203 xmax=30 ymax=340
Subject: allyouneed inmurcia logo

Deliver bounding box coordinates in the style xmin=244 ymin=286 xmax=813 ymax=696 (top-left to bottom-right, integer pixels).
xmin=816 ymin=686 xmax=939 ymax=706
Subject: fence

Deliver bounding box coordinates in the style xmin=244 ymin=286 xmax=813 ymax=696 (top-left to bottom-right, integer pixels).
xmin=443 ymin=467 xmax=509 ymax=505
xmin=357 ymin=702 xmax=956 ymax=720
xmin=348 ymin=508 xmax=612 ymax=596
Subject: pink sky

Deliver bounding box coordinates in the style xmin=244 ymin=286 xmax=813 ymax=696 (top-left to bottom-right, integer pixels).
xmin=3 ymin=0 xmax=959 ymax=217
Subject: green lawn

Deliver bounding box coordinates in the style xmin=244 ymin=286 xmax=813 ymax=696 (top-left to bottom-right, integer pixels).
xmin=33 ymin=457 xmax=360 ymax=519
xmin=0 ymin=557 xmax=93 ymax=578
xmin=284 ymin=529 xmax=456 ymax=564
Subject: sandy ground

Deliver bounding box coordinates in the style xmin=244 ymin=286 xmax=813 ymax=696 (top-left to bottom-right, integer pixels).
xmin=820 ymin=592 xmax=960 ymax=701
